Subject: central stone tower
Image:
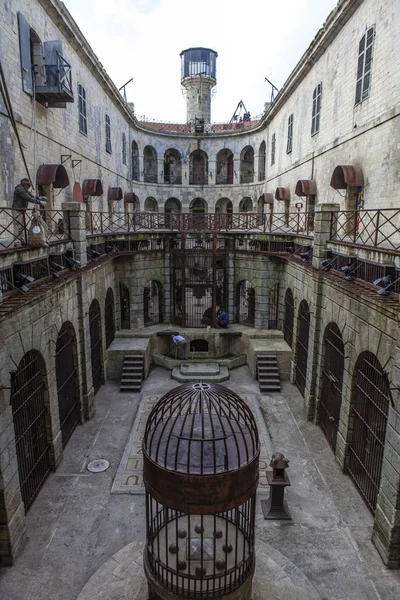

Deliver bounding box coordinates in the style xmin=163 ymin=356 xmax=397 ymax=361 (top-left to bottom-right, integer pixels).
xmin=180 ymin=47 xmax=217 ymax=124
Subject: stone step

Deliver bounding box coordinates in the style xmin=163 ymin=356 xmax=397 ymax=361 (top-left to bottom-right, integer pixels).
xmin=120 ymin=385 xmax=141 ymax=392
xmin=123 ymin=366 xmax=143 ymax=372
xmin=259 ymin=378 xmax=281 ymax=385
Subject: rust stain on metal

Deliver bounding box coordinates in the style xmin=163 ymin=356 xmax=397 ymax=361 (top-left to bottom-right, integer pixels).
xmin=36 ymin=164 xmax=69 ymax=189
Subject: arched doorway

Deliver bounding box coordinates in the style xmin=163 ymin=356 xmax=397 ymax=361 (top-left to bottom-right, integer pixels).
xmin=240 ymin=146 xmax=254 ymax=183
xmin=89 ymin=299 xmax=103 ymax=394
xmin=131 ymin=141 xmax=139 ymax=181
xmin=165 ymin=197 xmax=181 ymax=228
xmin=295 ymin=300 xmax=310 ymax=396
xmin=239 ymin=197 xmax=253 ymax=212
xmin=283 ymin=289 xmax=294 ymax=347
xmin=268 ymin=283 xmax=279 ymax=329
xmin=348 ymin=352 xmax=390 ymax=512
xmin=120 ymin=283 xmax=131 ymax=329
xmin=215 ymin=198 xmax=233 ymax=228
xmin=145 ymin=197 xmax=158 ymax=212
xmin=164 ymin=149 xmax=182 ymax=184
xmin=189 ymin=150 xmax=208 ymax=185
xmin=11 ymin=351 xmax=50 ymax=511
xmin=56 ymin=323 xmax=80 ymax=447
xmin=105 ymin=288 xmax=115 ymax=349
xmin=143 ymin=146 xmax=158 ymax=183
xmin=319 ymin=323 xmax=344 ymax=451
xmin=190 ymin=198 xmax=208 ymax=230
xmin=216 ymin=149 xmax=234 ymax=184
xmin=236 ymin=280 xmax=255 ymax=326
xmin=144 ymin=281 xmax=163 ymax=326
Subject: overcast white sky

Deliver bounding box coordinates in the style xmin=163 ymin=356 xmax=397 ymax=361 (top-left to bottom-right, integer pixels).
xmin=62 ymin=0 xmax=337 ymax=123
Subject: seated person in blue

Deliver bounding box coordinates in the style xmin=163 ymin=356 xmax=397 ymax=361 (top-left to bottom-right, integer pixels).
xmin=216 ymin=309 xmax=229 ymax=329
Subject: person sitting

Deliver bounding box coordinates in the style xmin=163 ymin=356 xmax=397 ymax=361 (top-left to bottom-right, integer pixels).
xmin=201 ymin=306 xmax=213 ymax=326
xmin=216 ymin=309 xmax=229 ymax=328
xmin=171 ymin=333 xmax=187 ymax=359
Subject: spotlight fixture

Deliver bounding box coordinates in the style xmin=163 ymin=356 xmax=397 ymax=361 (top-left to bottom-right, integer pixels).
xmin=372 ymin=275 xmax=392 ymax=288
xmin=300 ymin=249 xmax=312 ymax=261
xmin=65 ymin=256 xmax=81 ymax=269
xmin=339 ymin=263 xmax=358 ymax=280
xmin=373 ymin=274 xmax=399 ymax=297
xmin=14 ymin=272 xmax=35 ymax=292
xmin=104 ymin=243 xmax=118 ymax=253
xmin=50 ymin=261 xmax=66 ymax=272
xmin=90 ymin=248 xmax=101 ymax=258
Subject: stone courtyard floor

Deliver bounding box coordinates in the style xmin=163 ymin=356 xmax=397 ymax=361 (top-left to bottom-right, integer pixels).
xmin=0 ymin=366 xmax=400 ymax=600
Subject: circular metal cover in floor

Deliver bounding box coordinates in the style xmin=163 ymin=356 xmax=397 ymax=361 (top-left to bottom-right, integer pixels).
xmin=87 ymin=459 xmax=110 ymax=473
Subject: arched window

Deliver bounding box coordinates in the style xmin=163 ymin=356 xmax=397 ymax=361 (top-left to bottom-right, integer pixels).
xmin=120 ymin=283 xmax=130 ymax=329
xmin=283 ymin=289 xmax=294 ymax=348
xmin=295 ymin=300 xmax=310 ymax=396
xmin=319 ymin=323 xmax=344 ymax=451
xmin=258 ymin=141 xmax=266 ymax=181
xmin=122 ymin=133 xmax=127 ymax=165
xmin=240 ymin=146 xmax=254 ymax=183
xmin=239 ymin=197 xmax=253 ymax=212
xmin=144 ymin=281 xmax=163 ymax=326
xmin=215 ymin=198 xmax=233 ymax=214
xmin=131 ymin=141 xmax=139 ymax=181
xmin=105 ymin=288 xmax=115 ymax=349
xmin=165 ymin=198 xmax=182 ymax=228
xmin=11 ymin=351 xmax=50 ymax=511
xmin=189 ymin=198 xmax=208 ymax=230
xmin=348 ymin=352 xmax=390 ymax=512
xmin=89 ymin=299 xmax=103 ymax=394
xmin=268 ymin=283 xmax=279 ymax=329
xmin=189 ymin=150 xmax=208 ymax=185
xmin=145 ymin=197 xmax=158 ymax=212
xmin=236 ymin=280 xmax=255 ymax=326
xmin=144 ymin=146 xmax=158 ymax=183
xmin=216 ymin=149 xmax=234 ymax=185
xmin=56 ymin=323 xmax=80 ymax=447
xmin=164 ymin=149 xmax=182 ymax=184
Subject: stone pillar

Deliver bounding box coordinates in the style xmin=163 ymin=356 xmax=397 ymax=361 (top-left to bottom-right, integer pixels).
xmin=208 ymin=158 xmax=216 ymax=186
xmin=372 ymin=341 xmax=400 ymax=568
xmin=62 ymin=202 xmax=88 ymax=268
xmin=0 ymin=388 xmax=26 ymax=565
xmin=311 ymin=203 xmax=340 ymax=269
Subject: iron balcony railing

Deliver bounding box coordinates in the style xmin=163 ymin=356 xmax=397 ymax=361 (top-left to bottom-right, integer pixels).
xmin=329 ymin=209 xmax=400 ymax=253
xmin=86 ymin=211 xmax=315 ymax=235
xmin=0 ymin=207 xmax=71 ymax=252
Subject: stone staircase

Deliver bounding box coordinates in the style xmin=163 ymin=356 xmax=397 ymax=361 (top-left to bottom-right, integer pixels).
xmin=256 ymin=353 xmax=281 ymax=393
xmin=120 ymin=354 xmax=144 ymax=392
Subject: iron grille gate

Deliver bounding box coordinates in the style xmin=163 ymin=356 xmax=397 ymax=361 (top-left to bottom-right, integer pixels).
xmin=120 ymin=283 xmax=130 ymax=329
xmin=348 ymin=352 xmax=389 ymax=513
xmin=172 ymin=238 xmax=228 ymax=328
xmin=283 ymin=288 xmax=294 ymax=347
xmin=56 ymin=325 xmax=80 ymax=447
xmin=319 ymin=324 xmax=344 ymax=451
xmin=11 ymin=352 xmax=50 ymax=511
xmin=295 ymin=300 xmax=310 ymax=396
xmin=89 ymin=300 xmax=103 ymax=394
xmin=236 ymin=281 xmax=255 ymax=326
xmin=105 ymin=288 xmax=115 ymax=349
xmin=144 ymin=281 xmax=163 ymax=326
xmin=268 ymin=283 xmax=279 ymax=329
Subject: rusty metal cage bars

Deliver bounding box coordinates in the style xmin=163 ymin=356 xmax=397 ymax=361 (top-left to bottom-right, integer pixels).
xmin=119 ymin=283 xmax=131 ymax=329
xmin=295 ymin=300 xmax=310 ymax=396
xmin=283 ymin=288 xmax=294 ymax=348
xmin=319 ymin=323 xmax=345 ymax=451
xmin=10 ymin=351 xmax=51 ymax=511
xmin=89 ymin=299 xmax=103 ymax=395
xmin=268 ymin=283 xmax=279 ymax=329
xmin=104 ymin=288 xmax=115 ymax=349
xmin=56 ymin=324 xmax=80 ymax=447
xmin=348 ymin=352 xmax=390 ymax=513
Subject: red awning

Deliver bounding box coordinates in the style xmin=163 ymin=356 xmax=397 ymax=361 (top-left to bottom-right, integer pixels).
xmin=36 ymin=164 xmax=69 ymax=189
xmin=72 ymin=182 xmax=83 ymax=202
xmin=82 ymin=179 xmax=103 ymax=197
xmin=275 ymin=187 xmax=290 ymax=201
xmin=330 ymin=165 xmax=363 ymax=189
xmin=108 ymin=187 xmax=123 ymax=201
xmin=260 ymin=193 xmax=274 ymax=205
xmin=295 ymin=180 xmax=316 ymax=196
xmin=124 ymin=192 xmax=139 ymax=204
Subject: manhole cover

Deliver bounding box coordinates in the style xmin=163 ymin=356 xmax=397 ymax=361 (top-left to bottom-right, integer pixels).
xmin=87 ymin=459 xmax=110 ymax=473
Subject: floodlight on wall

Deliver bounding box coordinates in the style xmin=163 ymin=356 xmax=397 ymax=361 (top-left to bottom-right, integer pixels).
xmin=104 ymin=243 xmax=118 ymax=253
xmin=50 ymin=262 xmax=65 ymax=271
xmin=90 ymin=248 xmax=101 ymax=259
xmin=65 ymin=256 xmax=81 ymax=269
xmin=300 ymin=249 xmax=312 ymax=261
xmin=339 ymin=262 xmax=358 ymax=281
xmin=373 ymin=275 xmax=400 ymax=297
xmin=14 ymin=272 xmax=35 ymax=292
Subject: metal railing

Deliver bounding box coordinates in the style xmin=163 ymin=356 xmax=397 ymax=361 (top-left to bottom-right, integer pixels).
xmin=86 ymin=211 xmax=315 ymax=235
xmin=0 ymin=207 xmax=70 ymax=251
xmin=329 ymin=209 xmax=400 ymax=252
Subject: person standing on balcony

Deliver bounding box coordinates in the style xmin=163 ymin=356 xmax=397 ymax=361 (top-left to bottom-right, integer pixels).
xmin=12 ymin=178 xmax=46 ymax=244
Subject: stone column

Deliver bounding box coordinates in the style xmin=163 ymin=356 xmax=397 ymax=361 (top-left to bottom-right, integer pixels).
xmin=62 ymin=202 xmax=88 ymax=267
xmin=311 ymin=203 xmax=340 ymax=269
xmin=208 ymin=158 xmax=216 ymax=186
xmin=372 ymin=340 xmax=400 ymax=568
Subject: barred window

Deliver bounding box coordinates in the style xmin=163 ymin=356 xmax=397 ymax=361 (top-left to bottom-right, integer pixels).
xmin=271 ymin=133 xmax=276 ymax=166
xmin=122 ymin=133 xmax=127 ymax=165
xmin=78 ymin=84 xmax=87 ymax=135
xmin=105 ymin=114 xmax=112 ymax=154
xmin=355 ymin=27 xmax=375 ymax=104
xmin=311 ymin=83 xmax=322 ymax=136
xmin=286 ymin=114 xmax=293 ymax=153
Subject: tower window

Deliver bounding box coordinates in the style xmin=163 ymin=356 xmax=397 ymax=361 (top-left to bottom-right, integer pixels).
xmin=355 ymin=27 xmax=375 ymax=105
xmin=311 ymin=83 xmax=322 ymax=136
xmin=78 ymin=84 xmax=87 ymax=135
xmin=105 ymin=114 xmax=112 ymax=154
xmin=271 ymin=133 xmax=276 ymax=166
xmin=286 ymin=114 xmax=293 ymax=154
xmin=122 ymin=133 xmax=127 ymax=165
